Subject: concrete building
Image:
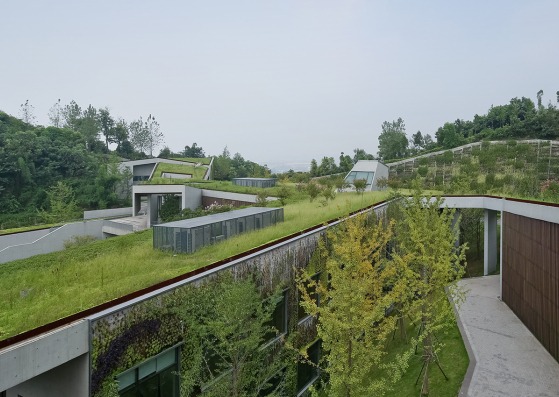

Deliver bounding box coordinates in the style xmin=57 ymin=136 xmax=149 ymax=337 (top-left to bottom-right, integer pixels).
xmin=2 ymin=196 xmax=559 ymax=396
xmin=343 ymin=160 xmax=389 ymax=191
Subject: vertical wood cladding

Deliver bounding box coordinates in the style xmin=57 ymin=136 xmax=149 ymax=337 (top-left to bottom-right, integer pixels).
xmin=502 ymin=212 xmax=559 ymax=362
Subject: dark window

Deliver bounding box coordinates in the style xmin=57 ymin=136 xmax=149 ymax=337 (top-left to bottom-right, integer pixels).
xmin=117 ymin=347 xmax=179 ymax=397
xmin=298 ymin=274 xmax=320 ymax=321
xmin=259 ymin=367 xmax=286 ymax=396
xmin=297 ymin=340 xmax=321 ymax=393
xmin=265 ymin=289 xmax=289 ymax=341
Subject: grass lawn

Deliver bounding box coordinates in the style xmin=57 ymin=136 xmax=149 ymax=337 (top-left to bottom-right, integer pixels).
xmin=383 ymin=318 xmax=469 ymax=397
xmin=0 ymin=191 xmax=391 ymax=340
xmin=170 ymin=156 xmax=212 ymax=165
xmin=317 ymin=310 xmax=469 ymax=397
xmin=151 ymin=162 xmax=209 ymax=181
xmin=0 ymin=223 xmax=61 ymax=235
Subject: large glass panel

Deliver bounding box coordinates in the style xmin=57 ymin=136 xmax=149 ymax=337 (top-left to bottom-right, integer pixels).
xmin=156 ymin=349 xmax=176 ymax=371
xmin=139 ymin=360 xmax=156 ymax=379
xmin=117 ymin=370 xmax=136 ymax=391
xmin=138 ymin=374 xmax=159 ymax=396
xmin=265 ymin=290 xmax=288 ymax=341
xmin=159 ymin=366 xmax=179 ymax=397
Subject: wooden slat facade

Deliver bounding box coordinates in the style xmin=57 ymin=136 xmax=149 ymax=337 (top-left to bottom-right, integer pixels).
xmin=502 ymin=212 xmax=559 ymax=362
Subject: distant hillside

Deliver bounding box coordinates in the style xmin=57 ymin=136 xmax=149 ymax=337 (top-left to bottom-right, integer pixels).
xmin=387 ymin=139 xmax=559 ymax=201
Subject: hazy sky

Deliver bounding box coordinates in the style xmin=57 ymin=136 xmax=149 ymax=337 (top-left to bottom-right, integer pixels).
xmin=1 ymin=1 xmax=558 ymax=171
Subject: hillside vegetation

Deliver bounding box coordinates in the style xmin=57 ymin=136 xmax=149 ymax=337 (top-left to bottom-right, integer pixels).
xmin=388 ymin=140 xmax=559 ymax=202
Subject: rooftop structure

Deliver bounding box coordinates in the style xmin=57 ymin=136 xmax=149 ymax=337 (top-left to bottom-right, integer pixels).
xmin=153 ymin=207 xmax=284 ymax=253
xmin=2 ymin=195 xmax=559 ymax=397
xmin=344 ymin=160 xmax=389 ymax=191
xmin=232 ymin=177 xmax=277 ymax=188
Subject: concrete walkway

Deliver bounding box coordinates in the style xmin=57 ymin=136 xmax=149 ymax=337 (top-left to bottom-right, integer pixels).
xmin=455 ymin=276 xmax=559 ymax=397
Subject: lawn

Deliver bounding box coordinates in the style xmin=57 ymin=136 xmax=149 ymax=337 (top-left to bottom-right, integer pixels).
xmin=151 ymin=162 xmax=209 ymax=181
xmin=0 ymin=191 xmax=391 ymax=340
xmin=170 ymin=156 xmax=212 ymax=165
xmin=383 ymin=317 xmax=469 ymax=397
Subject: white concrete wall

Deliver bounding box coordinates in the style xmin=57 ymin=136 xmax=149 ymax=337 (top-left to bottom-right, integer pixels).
xmin=5 ymin=354 xmax=89 ymax=397
xmin=201 ymin=189 xmax=277 ymax=203
xmin=0 ymin=228 xmax=55 ymax=251
xmin=0 ymin=321 xmax=89 ymax=392
xmin=0 ymin=220 xmax=105 ymax=264
xmin=372 ymin=163 xmax=389 ymax=190
xmin=83 ymin=207 xmax=133 ymax=220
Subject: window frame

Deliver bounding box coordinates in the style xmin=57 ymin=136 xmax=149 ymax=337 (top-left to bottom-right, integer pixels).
xmin=116 ymin=343 xmax=182 ymax=397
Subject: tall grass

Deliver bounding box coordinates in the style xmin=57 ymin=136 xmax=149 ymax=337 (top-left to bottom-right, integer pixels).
xmin=0 ymin=191 xmax=390 ymax=340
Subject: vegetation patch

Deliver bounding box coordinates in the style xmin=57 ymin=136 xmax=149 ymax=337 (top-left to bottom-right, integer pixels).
xmin=0 ymin=191 xmax=390 ymax=340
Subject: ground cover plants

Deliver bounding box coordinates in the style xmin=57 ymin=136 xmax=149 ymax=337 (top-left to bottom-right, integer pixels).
xmin=150 ymin=161 xmax=209 ymax=181
xmin=0 ymin=191 xmax=391 ymax=340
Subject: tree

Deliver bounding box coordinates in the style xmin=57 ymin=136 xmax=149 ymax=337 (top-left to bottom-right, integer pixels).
xmin=129 ymin=117 xmax=150 ymax=155
xmin=61 ymin=100 xmax=83 ymax=131
xmin=435 ymin=122 xmax=465 ymax=149
xmin=309 ymin=159 xmax=318 ymax=177
xmin=537 ymin=89 xmax=544 ymax=111
xmin=378 ymin=118 xmax=408 ymax=160
xmin=352 ymin=148 xmax=374 ymax=163
xmin=48 ymin=99 xmax=62 ymax=127
xmin=412 ymin=131 xmax=424 ymax=150
xmin=298 ymin=214 xmax=407 ymax=396
xmin=19 ymin=100 xmax=36 ymax=125
xmin=39 ymin=181 xmax=80 ymax=223
xmin=79 ymin=105 xmax=100 ymax=150
xmin=317 ymin=156 xmax=337 ymax=176
xmin=144 ymin=114 xmax=163 ymax=157
xmin=339 ymin=152 xmax=353 ymax=173
xmin=184 ymin=142 xmax=205 ymax=158
xmin=353 ymin=178 xmax=367 ymax=195
xmin=393 ymin=188 xmax=467 ymax=395
xmin=186 ymin=276 xmax=286 ymax=397
xmin=97 ymin=107 xmax=115 ymax=148
xmin=112 ymin=119 xmax=129 ymax=149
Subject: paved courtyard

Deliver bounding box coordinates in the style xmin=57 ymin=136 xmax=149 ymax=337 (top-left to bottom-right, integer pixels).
xmin=455 ymin=276 xmax=559 ymax=397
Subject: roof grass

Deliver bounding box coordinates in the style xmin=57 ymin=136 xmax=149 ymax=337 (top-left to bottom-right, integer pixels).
xmin=0 ymin=191 xmax=391 ymax=341
xmin=170 ymin=157 xmax=212 ymax=165
xmin=150 ymin=162 xmax=209 ymax=181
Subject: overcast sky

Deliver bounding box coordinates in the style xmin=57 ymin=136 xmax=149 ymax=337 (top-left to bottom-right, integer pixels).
xmin=1 ymin=1 xmax=558 ymax=171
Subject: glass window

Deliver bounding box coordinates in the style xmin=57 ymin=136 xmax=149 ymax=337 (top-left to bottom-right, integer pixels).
xmin=297 ymin=341 xmax=321 ymax=393
xmin=265 ymin=290 xmax=289 ymax=341
xmin=117 ymin=347 xmax=179 ymax=397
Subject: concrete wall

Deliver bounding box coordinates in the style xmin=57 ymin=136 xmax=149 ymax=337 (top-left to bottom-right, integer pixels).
xmin=0 ymin=321 xmax=89 ymax=392
xmin=0 ymin=228 xmax=55 ymax=251
xmin=372 ymin=163 xmax=389 ymax=190
xmin=201 ymin=189 xmax=277 ymax=204
xmin=0 ymin=220 xmax=105 ymax=264
xmin=133 ymin=163 xmax=156 ymax=178
xmin=5 ymin=354 xmax=89 ymax=397
xmin=83 ymin=207 xmax=133 ymax=220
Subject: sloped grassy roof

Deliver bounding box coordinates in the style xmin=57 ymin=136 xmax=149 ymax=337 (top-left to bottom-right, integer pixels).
xmin=0 ymin=191 xmax=390 ymax=341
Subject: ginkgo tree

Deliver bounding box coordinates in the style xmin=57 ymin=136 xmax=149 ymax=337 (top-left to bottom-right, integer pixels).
xmin=297 ymin=213 xmax=411 ymax=397
xmin=393 ymin=188 xmax=467 ymax=396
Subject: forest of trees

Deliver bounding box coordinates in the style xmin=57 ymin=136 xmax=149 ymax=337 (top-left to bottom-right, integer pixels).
xmin=0 ymin=99 xmax=270 ymax=228
xmin=376 ymin=91 xmax=559 ymax=162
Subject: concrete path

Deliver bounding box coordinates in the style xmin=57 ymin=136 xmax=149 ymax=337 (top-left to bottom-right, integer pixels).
xmin=455 ymin=276 xmax=559 ymax=397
